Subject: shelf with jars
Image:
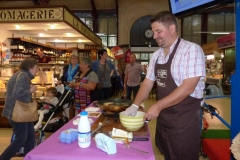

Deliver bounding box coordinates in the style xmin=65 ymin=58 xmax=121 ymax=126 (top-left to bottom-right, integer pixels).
xmin=8 ymin=38 xmax=58 ymax=64
xmin=8 ymin=38 xmax=96 ymax=64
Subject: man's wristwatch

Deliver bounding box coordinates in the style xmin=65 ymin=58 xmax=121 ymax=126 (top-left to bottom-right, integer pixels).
xmin=80 ymin=82 xmax=83 ymax=88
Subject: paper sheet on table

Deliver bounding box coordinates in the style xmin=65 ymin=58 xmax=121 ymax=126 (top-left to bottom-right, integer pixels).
xmin=85 ymin=107 xmax=100 ymax=112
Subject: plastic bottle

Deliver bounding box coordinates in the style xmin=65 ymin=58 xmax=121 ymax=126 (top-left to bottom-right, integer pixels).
xmin=78 ymin=111 xmax=91 ymax=148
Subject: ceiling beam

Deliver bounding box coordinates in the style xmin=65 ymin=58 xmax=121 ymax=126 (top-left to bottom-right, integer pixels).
xmin=32 ymin=0 xmax=50 ymax=6
xmin=0 ymin=0 xmax=32 ymax=2
xmin=32 ymin=0 xmax=40 ymax=5
xmin=90 ymin=0 xmax=98 ymax=33
xmin=115 ymin=0 xmax=119 ymax=45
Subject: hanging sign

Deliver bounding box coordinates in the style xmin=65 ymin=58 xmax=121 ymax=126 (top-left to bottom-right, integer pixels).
xmin=111 ymin=46 xmax=123 ymax=59
xmin=216 ymin=33 xmax=235 ymax=49
xmin=125 ymin=49 xmax=131 ymax=63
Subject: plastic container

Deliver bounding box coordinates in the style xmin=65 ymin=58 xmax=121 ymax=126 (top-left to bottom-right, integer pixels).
xmin=78 ymin=111 xmax=91 ymax=148
xmin=59 ymin=128 xmax=78 ymax=144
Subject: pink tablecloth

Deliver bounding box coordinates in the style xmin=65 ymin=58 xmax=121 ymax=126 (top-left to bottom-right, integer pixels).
xmin=24 ymin=103 xmax=155 ymax=160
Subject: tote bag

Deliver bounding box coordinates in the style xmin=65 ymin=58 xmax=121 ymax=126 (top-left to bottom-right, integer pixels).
xmin=11 ymin=72 xmax=38 ymax=122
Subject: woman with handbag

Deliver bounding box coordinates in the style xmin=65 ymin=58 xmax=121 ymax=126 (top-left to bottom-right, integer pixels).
xmin=68 ymin=57 xmax=99 ymax=113
xmin=92 ymin=49 xmax=116 ymax=100
xmin=1 ymin=58 xmax=39 ymax=160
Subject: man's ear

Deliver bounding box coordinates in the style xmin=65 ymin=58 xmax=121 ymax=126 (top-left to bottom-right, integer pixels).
xmin=169 ymin=24 xmax=176 ymax=34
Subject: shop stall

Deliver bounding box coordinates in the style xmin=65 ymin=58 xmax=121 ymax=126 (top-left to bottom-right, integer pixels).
xmin=216 ymin=33 xmax=235 ymax=94
xmin=0 ymin=5 xmax=102 ymax=127
xmin=202 ymin=41 xmax=223 ymax=85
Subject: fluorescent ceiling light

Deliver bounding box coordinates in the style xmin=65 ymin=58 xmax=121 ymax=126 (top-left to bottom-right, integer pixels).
xmin=78 ymin=39 xmax=82 ymax=43
xmin=39 ymin=33 xmax=44 ymax=37
xmin=211 ymin=32 xmax=230 ymax=34
xmin=15 ymin=25 xmax=21 ymax=29
xmin=50 ymin=24 xmax=55 ymax=29
xmin=194 ymin=31 xmax=234 ymax=34
xmin=66 ymin=33 xmax=72 ymax=36
xmin=96 ymin=33 xmax=106 ymax=36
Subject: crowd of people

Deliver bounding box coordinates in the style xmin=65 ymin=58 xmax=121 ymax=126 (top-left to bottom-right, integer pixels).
xmin=1 ymin=11 xmax=205 ymax=160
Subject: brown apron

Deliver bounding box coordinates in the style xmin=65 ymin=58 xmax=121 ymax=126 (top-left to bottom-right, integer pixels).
xmin=154 ymin=38 xmax=201 ymax=160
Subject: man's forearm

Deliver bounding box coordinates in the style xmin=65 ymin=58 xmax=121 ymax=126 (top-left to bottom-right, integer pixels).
xmin=132 ymin=78 xmax=154 ymax=106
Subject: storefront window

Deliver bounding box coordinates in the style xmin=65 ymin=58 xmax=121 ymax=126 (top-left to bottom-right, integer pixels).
xmin=80 ymin=18 xmax=93 ymax=31
xmin=182 ymin=15 xmax=202 ymax=45
xmin=74 ymin=12 xmax=117 ymax=47
xmin=182 ymin=10 xmax=235 ymax=45
xmin=100 ymin=36 xmax=107 ymax=46
xmin=141 ymin=53 xmax=148 ymax=60
xmin=108 ymin=36 xmax=117 ymax=47
xmin=135 ymin=53 xmax=141 ymax=60
xmin=207 ymin=12 xmax=235 ymax=43
xmin=98 ymin=17 xmax=117 ymax=47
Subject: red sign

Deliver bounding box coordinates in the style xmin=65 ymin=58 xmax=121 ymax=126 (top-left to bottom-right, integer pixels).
xmin=125 ymin=49 xmax=131 ymax=63
xmin=111 ymin=46 xmax=123 ymax=59
xmin=216 ymin=33 xmax=235 ymax=49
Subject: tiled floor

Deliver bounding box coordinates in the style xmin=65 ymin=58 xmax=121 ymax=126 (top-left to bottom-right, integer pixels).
xmin=0 ymin=95 xmax=230 ymax=160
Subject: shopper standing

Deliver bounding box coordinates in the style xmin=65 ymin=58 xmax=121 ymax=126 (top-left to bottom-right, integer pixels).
xmin=57 ymin=53 xmax=80 ymax=88
xmin=124 ymin=54 xmax=143 ymax=100
xmin=57 ymin=53 xmax=80 ymax=118
xmin=124 ymin=11 xmax=205 ymax=160
xmin=0 ymin=58 xmax=38 ymax=160
xmin=92 ymin=49 xmax=115 ymax=100
xmin=69 ymin=57 xmax=99 ymax=113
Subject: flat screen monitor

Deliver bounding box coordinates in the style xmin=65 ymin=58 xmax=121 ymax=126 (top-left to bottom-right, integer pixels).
xmin=168 ymin=0 xmax=234 ymax=18
xmin=170 ymin=0 xmax=214 ymax=14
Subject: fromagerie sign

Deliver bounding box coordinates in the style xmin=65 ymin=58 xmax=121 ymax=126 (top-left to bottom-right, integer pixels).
xmin=0 ymin=8 xmax=63 ymax=21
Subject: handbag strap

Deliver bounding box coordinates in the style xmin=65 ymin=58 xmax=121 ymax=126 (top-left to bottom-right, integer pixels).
xmin=98 ymin=61 xmax=106 ymax=81
xmin=16 ymin=72 xmax=36 ymax=100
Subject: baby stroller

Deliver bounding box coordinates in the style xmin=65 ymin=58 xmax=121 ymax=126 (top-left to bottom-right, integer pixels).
xmin=11 ymin=85 xmax=75 ymax=156
xmin=37 ymin=85 xmax=74 ymax=132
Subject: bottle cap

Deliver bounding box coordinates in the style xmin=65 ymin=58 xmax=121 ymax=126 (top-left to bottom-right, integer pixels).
xmin=80 ymin=111 xmax=88 ymax=116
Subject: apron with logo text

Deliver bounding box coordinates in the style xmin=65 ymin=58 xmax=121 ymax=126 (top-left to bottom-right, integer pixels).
xmin=154 ymin=38 xmax=201 ymax=160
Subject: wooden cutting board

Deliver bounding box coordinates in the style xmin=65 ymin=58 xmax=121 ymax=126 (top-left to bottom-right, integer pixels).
xmin=91 ymin=108 xmax=148 ymax=137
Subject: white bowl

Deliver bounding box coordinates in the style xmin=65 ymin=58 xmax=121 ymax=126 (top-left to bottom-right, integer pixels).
xmin=119 ymin=111 xmax=145 ymax=131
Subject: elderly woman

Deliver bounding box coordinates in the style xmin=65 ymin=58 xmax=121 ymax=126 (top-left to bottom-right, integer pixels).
xmin=69 ymin=57 xmax=99 ymax=113
xmin=1 ymin=58 xmax=38 ymax=160
xmin=57 ymin=53 xmax=80 ymax=88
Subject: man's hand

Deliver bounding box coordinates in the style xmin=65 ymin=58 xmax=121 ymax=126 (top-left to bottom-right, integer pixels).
xmin=144 ymin=103 xmax=162 ymax=121
xmin=123 ymin=104 xmax=139 ymax=116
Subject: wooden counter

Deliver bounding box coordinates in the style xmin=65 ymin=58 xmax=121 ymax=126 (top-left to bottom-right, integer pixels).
xmin=0 ymin=103 xmax=12 ymax=128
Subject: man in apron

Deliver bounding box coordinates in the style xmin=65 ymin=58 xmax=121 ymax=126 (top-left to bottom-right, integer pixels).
xmin=124 ymin=11 xmax=205 ymax=160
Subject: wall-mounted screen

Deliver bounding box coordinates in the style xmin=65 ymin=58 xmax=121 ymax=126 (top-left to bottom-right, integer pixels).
xmin=169 ymin=0 xmax=214 ymax=15
xmin=168 ymin=0 xmax=234 ymax=18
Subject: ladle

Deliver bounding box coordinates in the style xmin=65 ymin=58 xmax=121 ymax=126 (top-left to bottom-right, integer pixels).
xmin=91 ymin=120 xmax=109 ymax=136
xmin=124 ymin=140 xmax=148 ymax=154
